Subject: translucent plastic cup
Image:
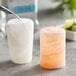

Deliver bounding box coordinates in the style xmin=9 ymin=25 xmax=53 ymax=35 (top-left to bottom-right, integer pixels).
xmin=6 ymin=18 xmax=34 ymax=64
xmin=40 ymin=27 xmax=66 ymax=69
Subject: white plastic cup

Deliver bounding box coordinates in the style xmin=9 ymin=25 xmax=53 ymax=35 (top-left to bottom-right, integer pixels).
xmin=6 ymin=18 xmax=34 ymax=64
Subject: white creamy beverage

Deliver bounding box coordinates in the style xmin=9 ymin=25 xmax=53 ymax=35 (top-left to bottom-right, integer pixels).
xmin=6 ymin=18 xmax=34 ymax=64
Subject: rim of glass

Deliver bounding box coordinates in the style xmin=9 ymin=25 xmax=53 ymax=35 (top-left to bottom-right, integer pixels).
xmin=40 ymin=26 xmax=65 ymax=34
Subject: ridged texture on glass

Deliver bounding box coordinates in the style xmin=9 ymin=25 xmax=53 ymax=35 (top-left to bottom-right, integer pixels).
xmin=40 ymin=27 xmax=65 ymax=69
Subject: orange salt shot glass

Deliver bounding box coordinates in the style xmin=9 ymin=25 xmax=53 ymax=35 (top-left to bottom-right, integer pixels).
xmin=40 ymin=27 xmax=66 ymax=69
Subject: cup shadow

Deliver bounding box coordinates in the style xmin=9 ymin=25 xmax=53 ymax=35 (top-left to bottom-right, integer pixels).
xmin=0 ymin=60 xmax=24 ymax=71
xmin=12 ymin=64 xmax=61 ymax=76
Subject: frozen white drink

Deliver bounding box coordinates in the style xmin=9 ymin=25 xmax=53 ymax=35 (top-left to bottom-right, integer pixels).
xmin=6 ymin=18 xmax=34 ymax=64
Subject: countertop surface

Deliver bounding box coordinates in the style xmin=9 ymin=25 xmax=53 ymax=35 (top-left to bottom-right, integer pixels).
xmin=0 ymin=0 xmax=76 ymax=76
